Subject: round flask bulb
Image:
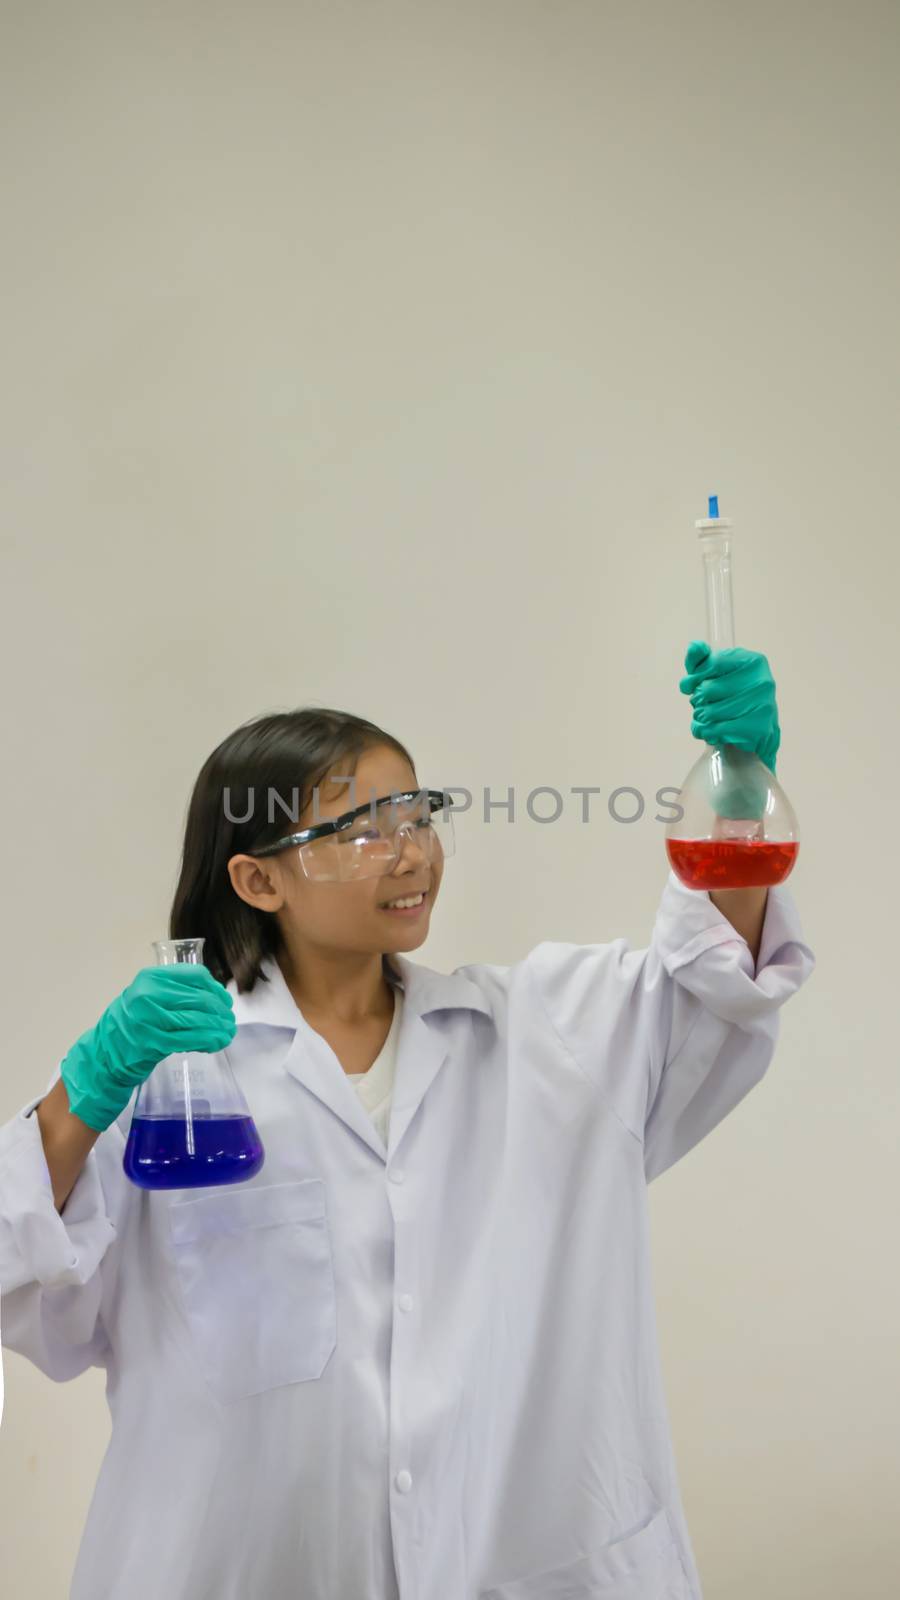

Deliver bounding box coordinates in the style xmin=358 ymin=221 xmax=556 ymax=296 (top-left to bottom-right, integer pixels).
xmin=666 ymin=744 xmax=800 ymax=891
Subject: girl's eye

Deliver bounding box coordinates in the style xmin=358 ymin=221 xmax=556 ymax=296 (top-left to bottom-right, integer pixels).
xmin=338 ymin=813 xmax=432 ymax=845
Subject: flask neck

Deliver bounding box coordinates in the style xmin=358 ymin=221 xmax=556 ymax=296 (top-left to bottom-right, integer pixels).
xmin=698 ymin=529 xmax=735 ymax=650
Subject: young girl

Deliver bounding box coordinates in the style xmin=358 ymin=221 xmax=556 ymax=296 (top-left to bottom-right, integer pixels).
xmin=0 ymin=645 xmax=814 ymax=1600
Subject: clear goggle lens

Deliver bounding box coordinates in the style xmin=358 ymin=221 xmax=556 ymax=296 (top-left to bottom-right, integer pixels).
xmin=298 ymin=794 xmax=456 ymax=882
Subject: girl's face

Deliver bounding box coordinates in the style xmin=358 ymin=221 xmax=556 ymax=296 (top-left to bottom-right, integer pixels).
xmin=231 ymin=745 xmax=444 ymax=961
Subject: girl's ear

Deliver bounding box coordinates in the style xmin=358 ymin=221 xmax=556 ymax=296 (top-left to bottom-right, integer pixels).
xmin=227 ymin=854 xmax=287 ymax=914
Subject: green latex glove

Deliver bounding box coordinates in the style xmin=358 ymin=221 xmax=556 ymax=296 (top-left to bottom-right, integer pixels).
xmin=679 ymin=641 xmax=781 ymax=775
xmin=60 ymin=965 xmax=237 ymax=1133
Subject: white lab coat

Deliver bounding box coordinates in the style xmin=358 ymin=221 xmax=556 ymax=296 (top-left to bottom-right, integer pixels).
xmin=0 ymin=870 xmax=815 ymax=1600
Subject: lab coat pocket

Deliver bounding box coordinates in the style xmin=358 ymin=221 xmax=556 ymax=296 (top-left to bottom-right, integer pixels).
xmin=168 ymin=1178 xmax=336 ymax=1403
xmin=478 ymin=1505 xmax=689 ymax=1598
xmin=477 ymin=1552 xmax=595 ymax=1600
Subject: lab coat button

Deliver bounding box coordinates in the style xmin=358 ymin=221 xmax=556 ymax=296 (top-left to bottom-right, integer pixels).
xmin=389 ymin=1168 xmax=405 ymax=1184
xmin=398 ymin=1293 xmax=413 ymax=1312
xmin=395 ymin=1470 xmax=413 ymax=1493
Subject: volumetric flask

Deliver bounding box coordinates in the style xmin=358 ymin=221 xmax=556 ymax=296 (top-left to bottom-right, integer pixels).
xmin=665 ymin=499 xmax=800 ymax=892
xmin=122 ymin=936 xmax=264 ymax=1190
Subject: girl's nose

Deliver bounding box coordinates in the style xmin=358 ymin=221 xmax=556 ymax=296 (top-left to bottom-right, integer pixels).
xmin=391 ymin=824 xmax=429 ymax=867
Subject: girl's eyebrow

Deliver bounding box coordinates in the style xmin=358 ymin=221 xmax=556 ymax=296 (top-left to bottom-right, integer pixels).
xmin=330 ymin=790 xmax=420 ymax=828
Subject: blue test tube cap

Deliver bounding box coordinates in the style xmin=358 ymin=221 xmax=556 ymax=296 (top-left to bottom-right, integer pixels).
xmin=708 ymin=494 xmax=719 ymax=518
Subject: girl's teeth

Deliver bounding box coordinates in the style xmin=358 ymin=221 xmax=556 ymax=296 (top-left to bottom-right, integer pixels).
xmin=385 ymin=893 xmax=424 ymax=909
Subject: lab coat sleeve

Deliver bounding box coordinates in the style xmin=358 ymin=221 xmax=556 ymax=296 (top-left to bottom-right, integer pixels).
xmin=526 ymin=869 xmax=816 ymax=1183
xmin=0 ymin=1063 xmax=120 ymax=1380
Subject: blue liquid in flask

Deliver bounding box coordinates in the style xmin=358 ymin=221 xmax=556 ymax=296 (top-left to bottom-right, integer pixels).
xmin=123 ymin=1112 xmax=265 ymax=1190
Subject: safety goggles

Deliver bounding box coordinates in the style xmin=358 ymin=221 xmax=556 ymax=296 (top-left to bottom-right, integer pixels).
xmin=248 ymin=788 xmax=457 ymax=883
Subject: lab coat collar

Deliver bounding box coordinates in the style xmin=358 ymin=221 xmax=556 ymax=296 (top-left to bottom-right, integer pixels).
xmin=226 ymin=951 xmax=491 ymax=1164
xmin=227 ymin=951 xmax=492 ymax=1027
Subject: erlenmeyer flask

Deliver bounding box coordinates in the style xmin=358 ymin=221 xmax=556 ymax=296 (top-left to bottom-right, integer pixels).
xmin=665 ymin=499 xmax=800 ymax=892
xmin=122 ymin=936 xmax=264 ymax=1190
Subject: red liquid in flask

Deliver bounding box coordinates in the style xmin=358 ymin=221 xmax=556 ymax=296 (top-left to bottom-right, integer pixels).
xmin=666 ymin=838 xmax=798 ymax=892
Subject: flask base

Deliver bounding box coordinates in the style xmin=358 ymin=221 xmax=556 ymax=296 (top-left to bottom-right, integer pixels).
xmin=666 ymin=837 xmax=798 ymax=892
xmin=123 ymin=1114 xmax=265 ymax=1190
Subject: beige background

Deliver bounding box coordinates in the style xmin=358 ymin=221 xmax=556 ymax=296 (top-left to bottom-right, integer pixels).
xmin=1 ymin=2 xmax=897 ymax=1595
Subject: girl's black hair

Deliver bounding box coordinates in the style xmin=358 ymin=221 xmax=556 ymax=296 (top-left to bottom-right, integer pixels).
xmin=169 ymin=707 xmax=417 ymax=993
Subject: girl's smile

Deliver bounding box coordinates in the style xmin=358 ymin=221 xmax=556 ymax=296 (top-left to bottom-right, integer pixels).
xmin=378 ymin=886 xmax=430 ymax=915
